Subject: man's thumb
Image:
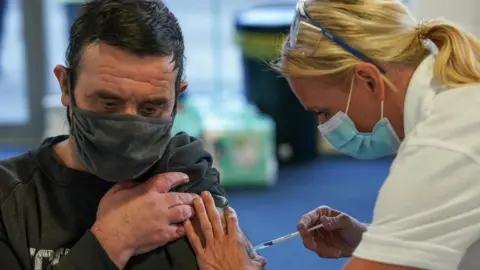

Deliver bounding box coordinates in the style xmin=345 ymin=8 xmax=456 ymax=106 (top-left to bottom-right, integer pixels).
xmin=321 ymin=215 xmax=348 ymax=231
xmin=147 ymin=172 xmax=189 ymax=193
xmin=105 ymin=180 xmax=137 ymax=196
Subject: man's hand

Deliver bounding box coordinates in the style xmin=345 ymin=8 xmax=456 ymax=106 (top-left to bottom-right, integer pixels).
xmin=91 ymin=172 xmax=198 ymax=269
xmin=298 ymin=206 xmax=367 ymax=258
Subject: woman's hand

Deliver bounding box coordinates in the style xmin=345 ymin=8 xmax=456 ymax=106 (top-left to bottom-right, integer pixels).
xmin=184 ymin=191 xmax=266 ymax=270
xmin=298 ymin=205 xmax=367 ymax=258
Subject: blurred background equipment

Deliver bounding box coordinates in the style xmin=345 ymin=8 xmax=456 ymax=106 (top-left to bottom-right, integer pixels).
xmin=172 ymin=0 xmax=278 ymax=188
xmin=235 ymin=4 xmax=318 ymax=166
xmin=171 ymin=92 xmax=203 ymax=138
xmin=196 ymin=98 xmax=277 ymax=187
xmin=172 ymin=92 xmax=278 ymax=188
xmin=1 ymin=0 xmax=479 ymax=269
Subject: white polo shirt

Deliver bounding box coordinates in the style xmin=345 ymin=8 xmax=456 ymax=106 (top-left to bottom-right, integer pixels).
xmin=353 ymin=55 xmax=480 ymax=270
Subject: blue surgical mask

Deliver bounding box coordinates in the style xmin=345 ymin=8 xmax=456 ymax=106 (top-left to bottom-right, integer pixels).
xmin=317 ymin=78 xmax=400 ymax=160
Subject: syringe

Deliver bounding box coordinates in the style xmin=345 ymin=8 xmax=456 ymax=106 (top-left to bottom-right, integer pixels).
xmin=253 ymin=223 xmax=324 ymax=251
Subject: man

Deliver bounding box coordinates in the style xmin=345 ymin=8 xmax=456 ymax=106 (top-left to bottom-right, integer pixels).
xmin=0 ymin=1 xmax=256 ymax=269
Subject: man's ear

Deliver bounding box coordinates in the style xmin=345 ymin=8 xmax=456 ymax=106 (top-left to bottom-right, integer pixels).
xmin=354 ymin=63 xmax=385 ymax=101
xmin=53 ymin=65 xmax=70 ymax=108
xmin=180 ymin=80 xmax=188 ymax=93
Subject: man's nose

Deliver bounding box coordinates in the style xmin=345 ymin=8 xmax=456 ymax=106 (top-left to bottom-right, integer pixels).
xmin=123 ymin=105 xmax=139 ymax=116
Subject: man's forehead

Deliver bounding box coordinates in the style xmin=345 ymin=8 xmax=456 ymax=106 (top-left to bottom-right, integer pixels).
xmin=79 ymin=42 xmax=177 ymax=78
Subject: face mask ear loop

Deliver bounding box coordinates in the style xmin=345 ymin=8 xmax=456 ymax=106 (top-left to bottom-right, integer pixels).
xmin=380 ymin=100 xmax=384 ymax=119
xmin=345 ymin=77 xmax=355 ymax=116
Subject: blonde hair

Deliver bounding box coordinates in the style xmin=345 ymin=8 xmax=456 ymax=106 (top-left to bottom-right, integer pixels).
xmin=274 ymin=0 xmax=480 ymax=88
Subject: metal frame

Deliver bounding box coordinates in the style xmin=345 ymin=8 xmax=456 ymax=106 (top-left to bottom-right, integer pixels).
xmin=0 ymin=0 xmax=46 ymax=148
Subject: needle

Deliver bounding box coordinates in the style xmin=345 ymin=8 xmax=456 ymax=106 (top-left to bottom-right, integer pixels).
xmin=253 ymin=224 xmax=324 ymax=251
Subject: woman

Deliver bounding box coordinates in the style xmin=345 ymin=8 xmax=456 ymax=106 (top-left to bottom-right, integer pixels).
xmin=185 ymin=0 xmax=480 ymax=269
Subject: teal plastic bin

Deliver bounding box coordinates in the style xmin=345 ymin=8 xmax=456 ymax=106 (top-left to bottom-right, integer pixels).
xmin=235 ymin=4 xmax=318 ymax=166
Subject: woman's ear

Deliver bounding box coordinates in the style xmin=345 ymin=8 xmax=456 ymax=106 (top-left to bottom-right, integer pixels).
xmin=354 ymin=63 xmax=385 ymax=101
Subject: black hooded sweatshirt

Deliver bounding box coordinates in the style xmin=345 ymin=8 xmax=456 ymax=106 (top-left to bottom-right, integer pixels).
xmin=0 ymin=132 xmax=227 ymax=270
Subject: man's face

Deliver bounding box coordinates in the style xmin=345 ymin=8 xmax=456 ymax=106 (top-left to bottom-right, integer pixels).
xmin=55 ymin=42 xmax=178 ymax=119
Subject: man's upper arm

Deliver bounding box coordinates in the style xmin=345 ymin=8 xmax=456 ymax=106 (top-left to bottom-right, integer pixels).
xmin=215 ymin=207 xmax=256 ymax=259
xmin=0 ymin=163 xmax=22 ymax=269
xmin=191 ymin=207 xmax=256 ymax=259
xmin=0 ymin=240 xmax=21 ymax=270
xmin=160 ymin=133 xmax=228 ymax=207
xmin=351 ymin=142 xmax=480 ymax=270
xmin=164 ymin=134 xmax=258 ymax=259
xmin=0 ymin=216 xmax=21 ymax=270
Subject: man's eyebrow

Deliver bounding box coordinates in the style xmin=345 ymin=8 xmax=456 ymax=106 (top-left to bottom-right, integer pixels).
xmin=87 ymin=90 xmax=170 ymax=105
xmin=143 ymin=97 xmax=169 ymax=105
xmin=88 ymin=89 xmax=124 ymax=100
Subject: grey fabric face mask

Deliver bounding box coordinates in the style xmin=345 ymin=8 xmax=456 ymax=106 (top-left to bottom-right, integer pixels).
xmin=70 ymin=106 xmax=173 ymax=182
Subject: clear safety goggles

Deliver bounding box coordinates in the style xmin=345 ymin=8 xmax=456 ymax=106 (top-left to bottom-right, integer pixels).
xmin=289 ymin=0 xmax=386 ymax=73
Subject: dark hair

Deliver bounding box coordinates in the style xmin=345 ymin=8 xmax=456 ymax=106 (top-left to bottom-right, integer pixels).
xmin=66 ymin=0 xmax=185 ymax=123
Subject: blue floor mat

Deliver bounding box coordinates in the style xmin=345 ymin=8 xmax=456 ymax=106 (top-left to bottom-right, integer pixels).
xmin=0 ymin=149 xmax=392 ymax=269
xmin=226 ymin=156 xmax=392 ymax=269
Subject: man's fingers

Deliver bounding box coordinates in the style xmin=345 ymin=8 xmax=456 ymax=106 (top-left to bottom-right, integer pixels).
xmin=225 ymin=207 xmax=240 ymax=236
xmin=201 ymin=191 xmax=224 ymax=238
xmin=176 ymin=225 xmax=185 ymax=237
xmin=184 ymin=219 xmax=203 ymax=255
xmin=168 ymin=205 xmax=195 ymax=224
xmin=148 ymin=172 xmax=189 ymax=193
xmin=157 ymin=224 xmax=185 ymax=243
xmin=166 ymin=192 xmax=199 ymax=208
